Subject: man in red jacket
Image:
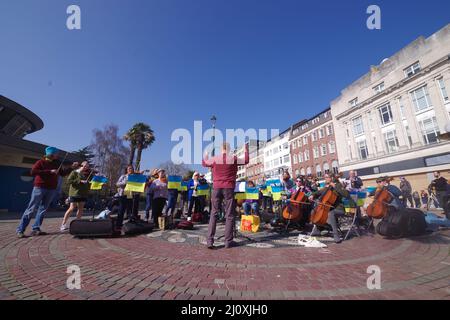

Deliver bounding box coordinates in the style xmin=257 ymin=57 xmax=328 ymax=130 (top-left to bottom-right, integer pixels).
xmin=16 ymin=147 xmax=76 ymax=238
xmin=202 ymin=142 xmax=249 ymax=249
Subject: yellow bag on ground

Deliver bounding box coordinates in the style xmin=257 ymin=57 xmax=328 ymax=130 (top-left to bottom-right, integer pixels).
xmin=158 ymin=215 xmax=173 ymax=230
xmin=240 ymin=215 xmax=260 ymax=233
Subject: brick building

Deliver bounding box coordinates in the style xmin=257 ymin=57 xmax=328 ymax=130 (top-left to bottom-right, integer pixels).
xmin=289 ymin=108 xmax=339 ymax=178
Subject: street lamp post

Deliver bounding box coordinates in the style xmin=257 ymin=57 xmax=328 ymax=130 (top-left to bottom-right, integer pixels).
xmin=209 ymin=115 xmax=217 ymax=214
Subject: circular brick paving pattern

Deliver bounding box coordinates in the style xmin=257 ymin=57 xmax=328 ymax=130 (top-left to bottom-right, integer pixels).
xmin=0 ymin=217 xmax=449 ymax=300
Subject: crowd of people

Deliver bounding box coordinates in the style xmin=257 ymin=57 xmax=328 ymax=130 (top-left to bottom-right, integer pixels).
xmin=15 ymin=146 xmax=450 ymax=245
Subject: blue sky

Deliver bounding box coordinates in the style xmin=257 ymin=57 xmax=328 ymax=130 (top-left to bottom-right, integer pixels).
xmin=1 ymin=0 xmax=449 ymax=171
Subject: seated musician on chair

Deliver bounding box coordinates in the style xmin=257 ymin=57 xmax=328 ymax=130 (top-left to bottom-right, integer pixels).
xmin=309 ymin=173 xmax=350 ymax=244
xmin=294 ymin=177 xmax=312 ymax=228
xmin=376 ymin=176 xmax=404 ymax=210
xmin=243 ymin=180 xmax=261 ymax=216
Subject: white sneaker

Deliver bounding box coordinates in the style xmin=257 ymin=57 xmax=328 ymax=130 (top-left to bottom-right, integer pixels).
xmin=304 ymin=237 xmax=327 ymax=248
xmin=60 ymin=224 xmax=68 ymax=232
xmin=297 ymin=234 xmax=310 ymax=246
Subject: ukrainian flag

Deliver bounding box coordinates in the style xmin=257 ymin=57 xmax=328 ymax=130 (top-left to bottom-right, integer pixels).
xmin=235 ymin=193 xmax=246 ymax=200
xmin=196 ymin=184 xmax=209 ymax=196
xmin=271 ymin=186 xmax=283 ymax=201
xmin=168 ymin=175 xmax=182 ymax=190
xmin=179 ymin=181 xmax=189 ymax=192
xmin=245 ymin=187 xmax=259 ymax=200
xmin=125 ymin=174 xmax=147 ymax=193
xmin=90 ymin=175 xmax=108 ymax=190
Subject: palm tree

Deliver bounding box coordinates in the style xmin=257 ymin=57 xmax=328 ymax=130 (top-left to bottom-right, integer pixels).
xmin=124 ymin=123 xmax=155 ymax=170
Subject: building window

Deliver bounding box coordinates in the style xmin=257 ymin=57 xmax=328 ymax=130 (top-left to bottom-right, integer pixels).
xmin=319 ymin=128 xmax=325 ymax=139
xmin=274 ymin=158 xmax=280 ymax=166
xmin=301 ymin=124 xmax=309 ymax=130
xmin=283 ymin=142 xmax=289 ymax=150
xmin=332 ymin=161 xmax=339 ymax=174
xmin=373 ymin=82 xmax=385 ymax=94
xmin=384 ymin=130 xmax=399 ymax=153
xmin=357 ymin=140 xmax=368 ymax=160
xmin=419 ymin=117 xmax=440 ymax=145
xmin=293 ymin=129 xmax=299 ymax=135
xmin=283 ymin=154 xmax=290 ymax=163
xmin=378 ymin=103 xmax=394 ymax=125
xmin=328 ymin=141 xmax=336 ymax=154
xmin=293 ymin=154 xmax=298 ymax=164
xmin=316 ymin=165 xmax=322 ymax=178
xmin=411 ymin=85 xmax=432 ymax=112
xmin=273 ymin=147 xmax=278 ymax=155
xmin=304 ymin=150 xmax=310 ymax=161
xmin=323 ymin=163 xmax=330 ymax=174
xmin=404 ymin=125 xmax=413 ymax=147
xmin=303 ymin=136 xmax=308 ymax=145
xmin=298 ymin=153 xmax=303 ymax=162
xmin=326 ymin=125 xmax=333 ymax=136
xmin=404 ymin=62 xmax=421 ymax=77
xmin=437 ymin=78 xmax=449 ymax=103
xmin=295 ymin=169 xmax=300 ymax=177
xmin=353 ymin=116 xmax=364 ymax=136
xmin=349 ymin=98 xmax=358 ymax=108
xmin=321 ymin=144 xmax=327 ymax=156
xmin=312 ymin=117 xmax=320 ymax=125
xmin=323 ymin=111 xmax=329 ymax=118
xmin=398 ymin=97 xmax=406 ymax=120
xmin=300 ymin=168 xmax=305 ymax=176
xmin=312 ymin=131 xmax=318 ymax=141
xmin=297 ymin=139 xmax=302 ymax=148
xmin=306 ymin=167 xmax=312 ymax=175
xmin=313 ymin=146 xmax=319 ymax=159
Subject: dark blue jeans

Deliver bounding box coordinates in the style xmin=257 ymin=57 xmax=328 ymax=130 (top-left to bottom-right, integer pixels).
xmin=165 ymin=190 xmax=179 ymax=215
xmin=145 ymin=192 xmax=153 ymax=219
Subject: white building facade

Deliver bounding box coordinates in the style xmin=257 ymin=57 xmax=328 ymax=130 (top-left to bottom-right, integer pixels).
xmin=263 ymin=129 xmax=291 ymax=179
xmin=331 ymin=24 xmax=450 ymax=189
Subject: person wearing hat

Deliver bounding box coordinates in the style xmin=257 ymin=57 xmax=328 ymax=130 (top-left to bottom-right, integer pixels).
xmin=377 ymin=176 xmax=404 ymax=210
xmin=16 ymin=147 xmax=76 ymax=238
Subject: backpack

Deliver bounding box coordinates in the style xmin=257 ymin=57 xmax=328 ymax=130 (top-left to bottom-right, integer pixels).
xmin=192 ymin=212 xmax=203 ymax=223
xmin=176 ymin=220 xmax=194 ymax=230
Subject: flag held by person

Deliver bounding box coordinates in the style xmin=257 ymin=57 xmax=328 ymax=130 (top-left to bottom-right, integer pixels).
xmin=90 ymin=175 xmax=108 ymax=190
xmin=196 ymin=183 xmax=210 ymax=196
xmin=125 ymin=174 xmax=147 ymax=193
xmin=179 ymin=181 xmax=189 ymax=192
xmin=245 ymin=187 xmax=259 ymax=200
xmin=168 ymin=175 xmax=182 ymax=190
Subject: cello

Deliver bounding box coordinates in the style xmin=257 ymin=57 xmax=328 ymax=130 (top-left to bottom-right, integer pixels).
xmin=310 ymin=181 xmax=339 ymax=226
xmin=366 ymin=186 xmax=392 ymax=219
xmin=282 ymin=189 xmax=306 ymax=222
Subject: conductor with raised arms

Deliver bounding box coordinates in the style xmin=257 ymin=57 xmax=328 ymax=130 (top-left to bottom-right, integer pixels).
xmin=202 ymin=142 xmax=249 ymax=249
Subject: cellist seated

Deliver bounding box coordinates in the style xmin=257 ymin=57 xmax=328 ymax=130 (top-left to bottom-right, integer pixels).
xmin=371 ymin=176 xmax=404 ymax=213
xmin=309 ymin=173 xmax=351 ymax=244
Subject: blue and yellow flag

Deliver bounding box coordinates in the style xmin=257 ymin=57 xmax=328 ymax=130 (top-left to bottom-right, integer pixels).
xmin=125 ymin=174 xmax=147 ymax=193
xmin=90 ymin=176 xmax=108 ymax=190
xmin=235 ymin=193 xmax=246 ymax=200
xmin=196 ymin=184 xmax=209 ymax=196
xmin=179 ymin=181 xmax=188 ymax=192
xmin=271 ymin=185 xmax=283 ymax=201
xmin=245 ymin=187 xmax=259 ymax=200
xmin=168 ymin=175 xmax=182 ymax=190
